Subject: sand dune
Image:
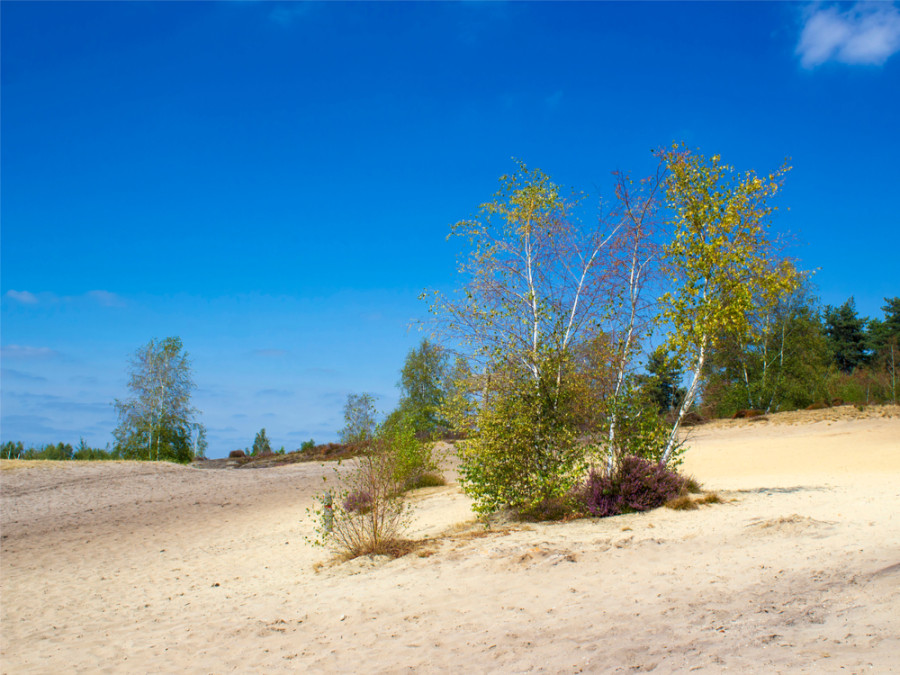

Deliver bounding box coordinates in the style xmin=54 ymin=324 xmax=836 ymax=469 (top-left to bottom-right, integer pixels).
xmin=2 ymin=406 xmax=898 ymax=673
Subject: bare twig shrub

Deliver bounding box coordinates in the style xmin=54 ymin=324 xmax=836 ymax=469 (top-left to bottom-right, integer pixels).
xmin=308 ymin=439 xmax=413 ymax=560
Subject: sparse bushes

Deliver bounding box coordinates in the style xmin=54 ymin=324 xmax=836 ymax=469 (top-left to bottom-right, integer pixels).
xmin=229 ymin=449 xmax=246 ymax=458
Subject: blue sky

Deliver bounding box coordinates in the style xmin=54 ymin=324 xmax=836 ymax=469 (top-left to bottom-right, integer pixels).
xmin=2 ymin=1 xmax=898 ymax=456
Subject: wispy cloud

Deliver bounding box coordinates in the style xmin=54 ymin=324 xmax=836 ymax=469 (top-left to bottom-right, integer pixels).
xmin=252 ymin=348 xmax=288 ymax=358
xmin=3 ymin=289 xmax=125 ymax=307
xmin=70 ymin=375 xmax=99 ymax=386
xmin=270 ymin=3 xmax=310 ymax=27
xmin=4 ymin=290 xmax=39 ymax=304
xmin=797 ymin=2 xmax=900 ymax=68
xmin=1 ymin=368 xmax=48 ymax=383
xmin=303 ymin=366 xmax=339 ymax=377
xmin=0 ymin=345 xmax=61 ymax=360
xmin=256 ymin=388 xmax=294 ymax=398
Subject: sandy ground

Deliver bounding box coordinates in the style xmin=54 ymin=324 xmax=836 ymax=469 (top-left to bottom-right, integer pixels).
xmin=2 ymin=406 xmax=898 ymax=674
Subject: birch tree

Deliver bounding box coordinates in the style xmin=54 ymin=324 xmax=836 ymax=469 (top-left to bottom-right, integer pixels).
xmin=659 ymin=146 xmax=798 ymax=463
xmin=427 ymin=163 xmax=622 ymax=513
xmin=603 ymin=164 xmax=667 ymax=469
xmin=113 ymin=337 xmax=198 ymax=463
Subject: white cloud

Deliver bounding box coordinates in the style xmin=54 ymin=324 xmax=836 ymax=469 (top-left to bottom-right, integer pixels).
xmin=85 ymin=290 xmax=125 ymax=307
xmin=797 ymin=2 xmax=900 ymax=68
xmin=0 ymin=345 xmax=60 ymax=360
xmin=5 ymin=290 xmax=39 ymax=304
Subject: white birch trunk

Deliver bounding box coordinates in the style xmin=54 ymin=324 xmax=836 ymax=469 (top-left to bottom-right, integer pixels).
xmin=662 ymin=338 xmax=706 ymax=464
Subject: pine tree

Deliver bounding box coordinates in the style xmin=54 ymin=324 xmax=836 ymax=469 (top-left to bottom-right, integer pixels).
xmin=823 ymin=298 xmax=869 ymax=372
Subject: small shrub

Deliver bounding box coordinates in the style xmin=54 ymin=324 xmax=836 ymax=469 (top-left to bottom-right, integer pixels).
xmin=308 ymin=441 xmax=412 ymax=560
xmin=696 ymin=492 xmax=722 ymax=504
xmin=732 ymin=409 xmax=764 ymax=419
xmin=378 ymin=413 xmax=442 ymax=490
xmin=578 ymin=456 xmax=686 ymax=518
xmin=518 ymin=496 xmax=574 ymax=522
xmin=300 ymin=439 xmax=316 ymax=453
xmin=458 ymin=374 xmax=584 ymax=517
xmin=682 ymin=411 xmax=705 ymax=426
xmin=229 ymin=450 xmax=245 ymax=458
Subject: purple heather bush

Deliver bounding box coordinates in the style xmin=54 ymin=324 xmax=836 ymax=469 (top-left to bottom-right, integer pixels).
xmin=343 ymin=489 xmax=373 ymax=514
xmin=579 ymin=455 xmax=686 ymax=518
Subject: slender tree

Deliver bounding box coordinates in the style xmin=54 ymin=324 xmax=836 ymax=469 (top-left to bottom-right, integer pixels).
xmin=391 ymin=339 xmax=450 ymax=438
xmin=659 ymin=146 xmax=798 ymax=462
xmin=113 ymin=337 xmax=198 ymax=463
xmin=604 ymin=163 xmax=667 ymax=467
xmin=252 ymin=428 xmax=272 ymax=456
xmin=340 ymin=393 xmax=377 ymax=445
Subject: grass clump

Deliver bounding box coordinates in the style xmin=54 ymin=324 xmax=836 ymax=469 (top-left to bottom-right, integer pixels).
xmin=665 ymin=491 xmax=723 ymax=510
xmin=405 ymin=472 xmax=446 ymax=490
xmin=665 ymin=494 xmax=698 ymax=510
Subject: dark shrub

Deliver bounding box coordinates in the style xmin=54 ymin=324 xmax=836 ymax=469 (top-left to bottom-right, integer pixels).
xmin=519 ymin=496 xmax=575 ymax=522
xmin=229 ymin=449 xmax=246 ymax=458
xmin=579 ymin=456 xmax=687 ymax=518
xmin=343 ymin=489 xmax=373 ymax=514
xmin=732 ymin=409 xmax=764 ymax=419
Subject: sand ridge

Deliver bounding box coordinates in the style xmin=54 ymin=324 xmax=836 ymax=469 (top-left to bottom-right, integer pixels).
xmin=2 ymin=407 xmax=898 ymax=673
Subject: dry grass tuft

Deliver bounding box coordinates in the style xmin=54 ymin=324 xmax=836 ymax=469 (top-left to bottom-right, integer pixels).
xmin=406 ymin=472 xmax=446 ymax=489
xmin=681 ymin=475 xmax=703 ymax=494
xmin=665 ymin=495 xmax=699 ymax=510
xmin=666 ymin=491 xmax=723 ymax=510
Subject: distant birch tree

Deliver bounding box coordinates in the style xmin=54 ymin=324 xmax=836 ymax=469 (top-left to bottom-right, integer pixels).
xmin=340 ymin=393 xmax=377 ymax=445
xmin=113 ymin=337 xmax=198 ymax=463
xmin=659 ymin=146 xmax=798 ymax=462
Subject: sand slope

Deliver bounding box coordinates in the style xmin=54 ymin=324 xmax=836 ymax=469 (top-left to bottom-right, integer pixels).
xmin=2 ymin=407 xmax=898 ymax=674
